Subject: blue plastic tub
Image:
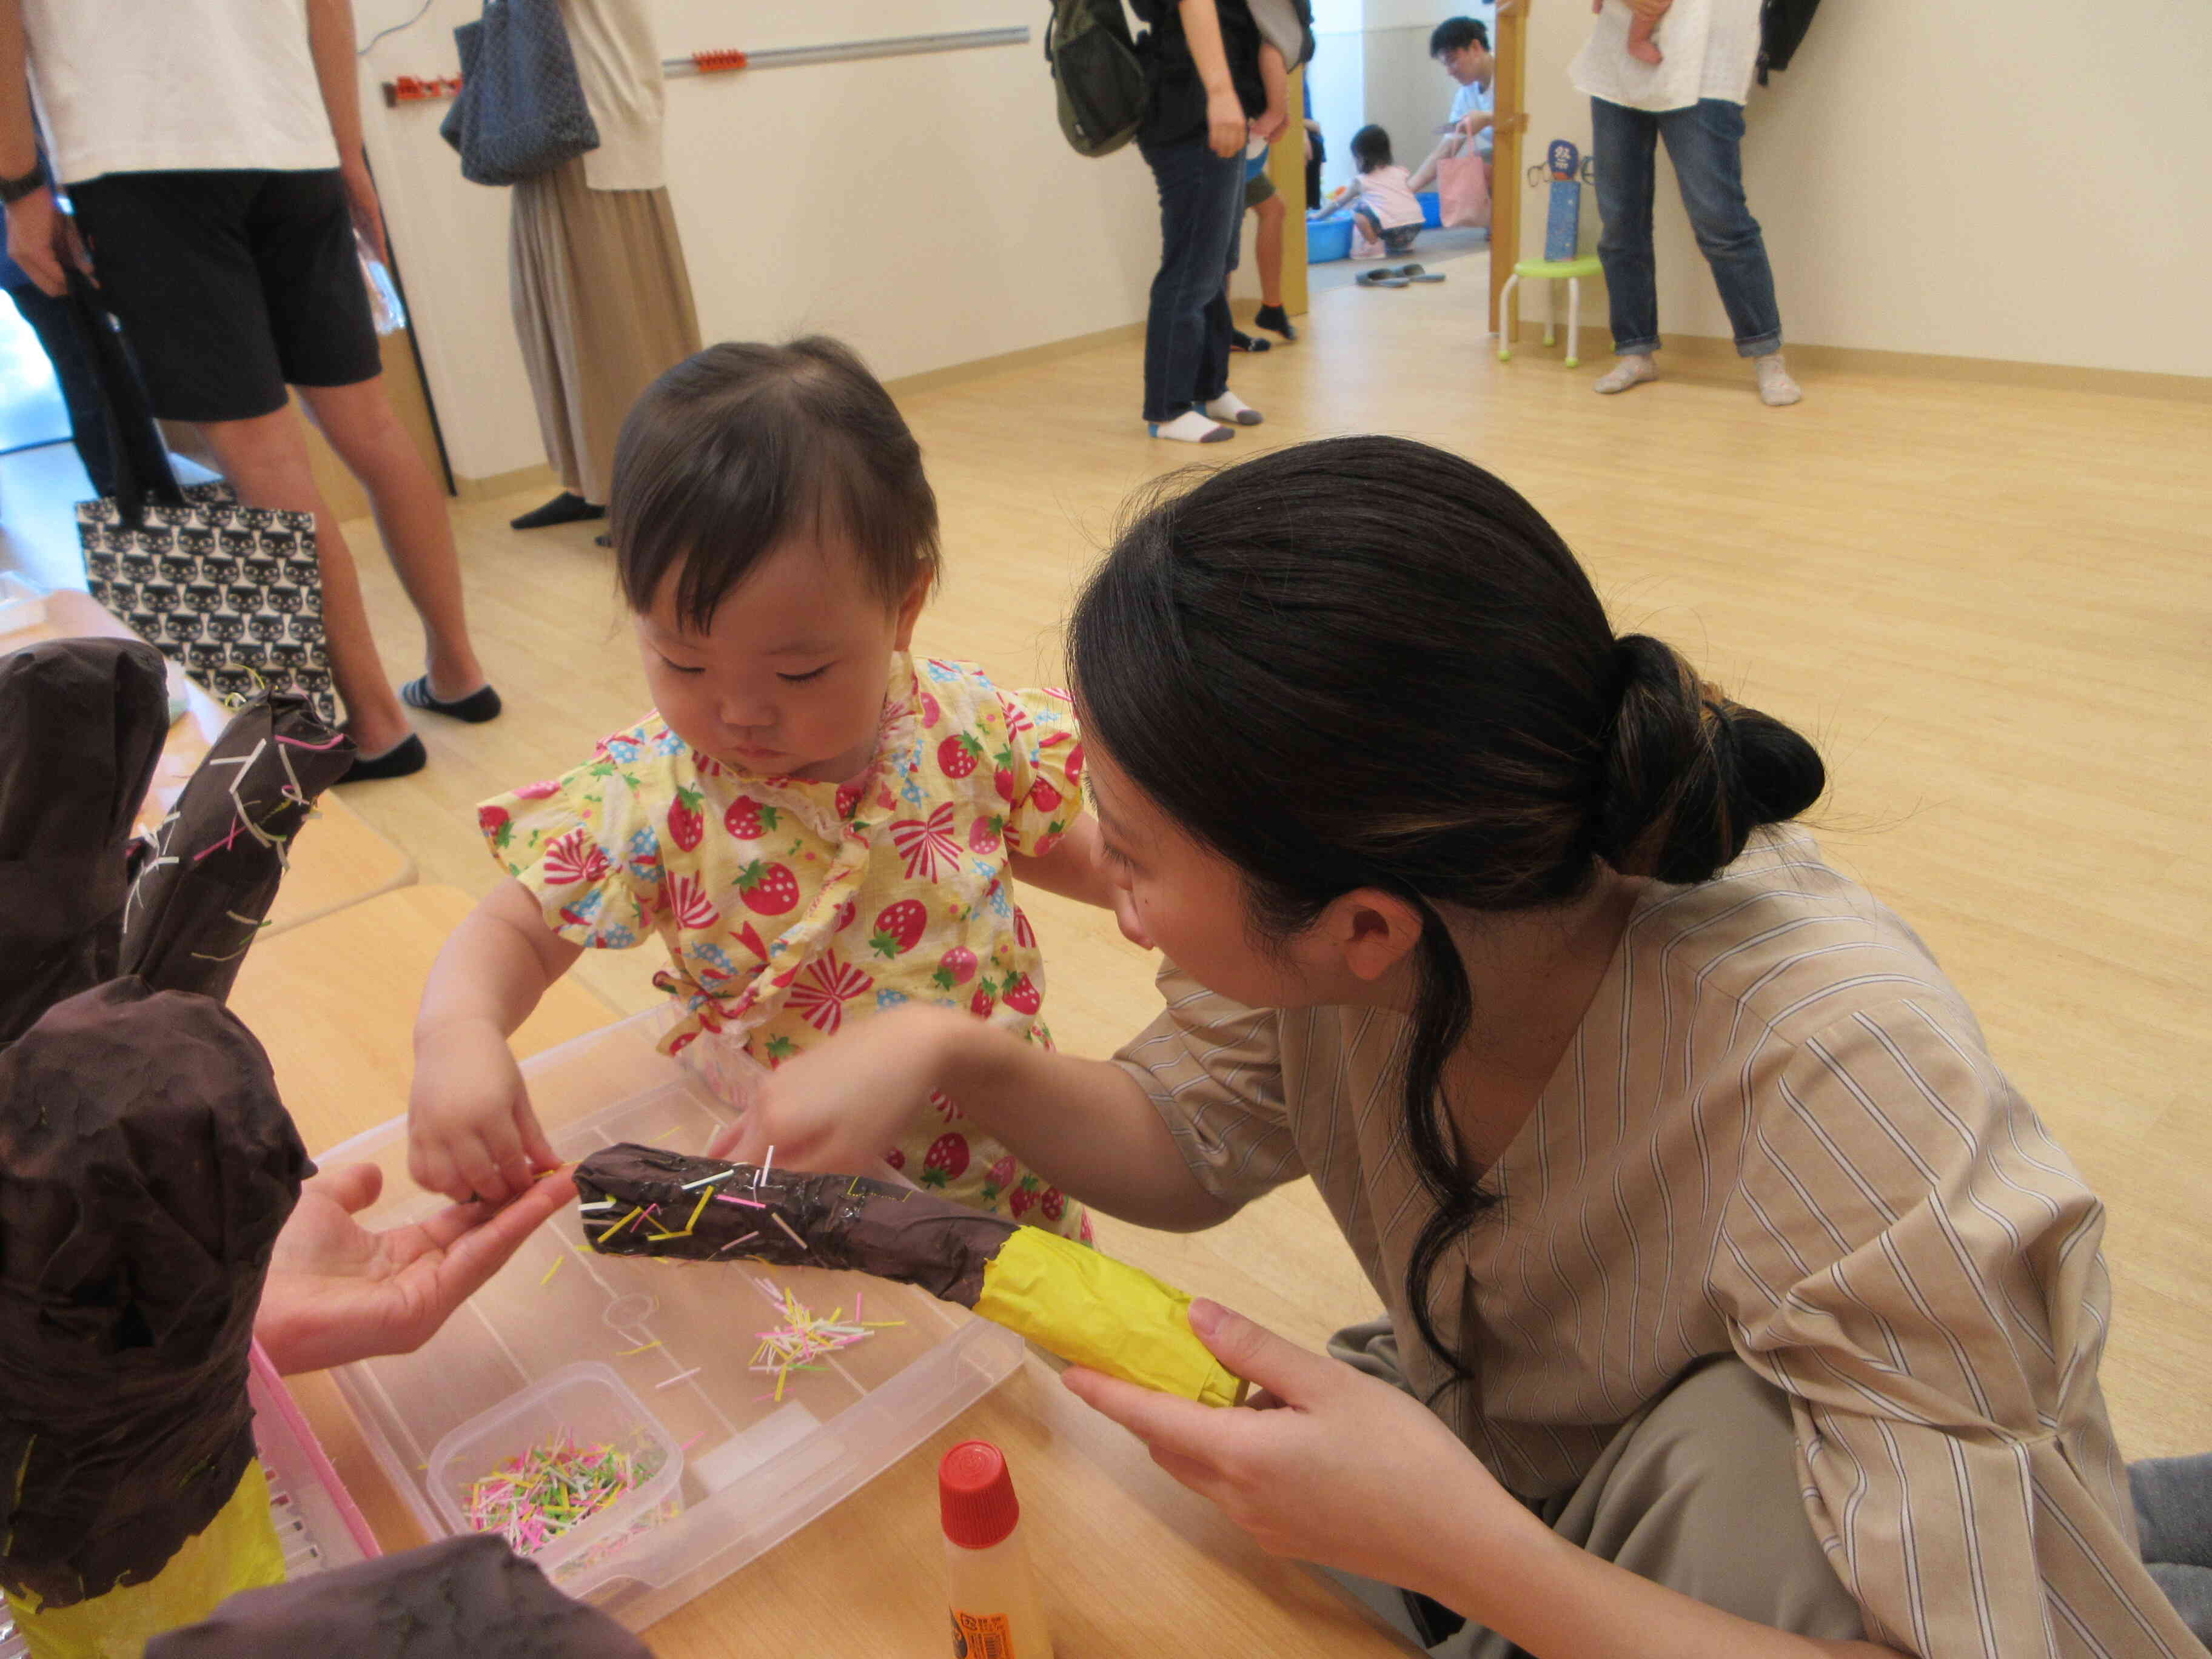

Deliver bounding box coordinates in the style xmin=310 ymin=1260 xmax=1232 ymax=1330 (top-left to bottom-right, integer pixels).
xmin=1418 ymin=190 xmax=1443 ymax=228
xmin=1307 ymin=215 xmax=1352 ymax=263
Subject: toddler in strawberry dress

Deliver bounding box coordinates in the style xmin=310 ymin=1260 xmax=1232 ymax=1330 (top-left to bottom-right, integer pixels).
xmin=407 ymin=339 xmax=1131 ymax=1241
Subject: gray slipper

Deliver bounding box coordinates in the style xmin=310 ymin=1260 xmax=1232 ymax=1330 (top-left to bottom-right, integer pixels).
xmin=1356 ymin=269 xmax=1410 ymax=289
xmin=1393 ymin=264 xmax=1447 ymax=283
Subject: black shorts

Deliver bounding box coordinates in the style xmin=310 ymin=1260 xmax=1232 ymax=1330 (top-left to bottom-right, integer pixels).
xmin=69 ymin=169 xmax=381 ymax=424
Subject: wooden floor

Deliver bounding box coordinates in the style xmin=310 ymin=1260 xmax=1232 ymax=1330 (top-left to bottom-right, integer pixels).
xmin=19 ymin=270 xmax=2208 ymax=1458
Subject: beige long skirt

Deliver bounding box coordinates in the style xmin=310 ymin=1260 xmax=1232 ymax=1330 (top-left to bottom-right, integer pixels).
xmin=509 ymin=157 xmax=702 ymax=506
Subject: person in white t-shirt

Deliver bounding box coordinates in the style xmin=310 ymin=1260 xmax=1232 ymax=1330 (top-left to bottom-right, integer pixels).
xmin=1570 ymin=0 xmax=1803 ymax=405
xmin=505 ymin=0 xmax=702 ymax=535
xmin=0 ymin=0 xmax=502 ymax=779
xmin=1409 ymin=16 xmax=1500 ymax=195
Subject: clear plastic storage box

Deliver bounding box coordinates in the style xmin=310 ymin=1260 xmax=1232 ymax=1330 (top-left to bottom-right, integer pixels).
xmin=323 ymin=1011 xmax=1025 ymax=1631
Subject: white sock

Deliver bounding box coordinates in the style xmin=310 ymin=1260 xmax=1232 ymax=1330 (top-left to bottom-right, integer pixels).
xmin=1203 ymin=392 xmax=1264 ymax=426
xmin=1755 ymin=352 xmax=1803 ymax=406
xmin=1594 ymin=354 xmax=1657 ymax=395
xmin=1148 ymin=410 xmax=1234 ymax=443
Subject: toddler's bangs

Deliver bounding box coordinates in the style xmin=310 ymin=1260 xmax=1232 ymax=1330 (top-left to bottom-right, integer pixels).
xmin=610 ymin=338 xmax=941 ymax=632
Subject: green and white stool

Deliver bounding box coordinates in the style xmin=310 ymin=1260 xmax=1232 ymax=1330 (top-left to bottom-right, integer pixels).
xmin=1496 ymin=255 xmax=1603 ymax=369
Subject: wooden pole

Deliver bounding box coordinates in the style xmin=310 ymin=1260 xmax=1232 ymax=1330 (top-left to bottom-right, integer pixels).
xmin=1489 ymin=0 xmax=1530 ymax=339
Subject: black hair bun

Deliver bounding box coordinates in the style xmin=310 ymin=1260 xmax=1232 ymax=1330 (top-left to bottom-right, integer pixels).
xmin=1597 ymin=635 xmax=1824 ymax=883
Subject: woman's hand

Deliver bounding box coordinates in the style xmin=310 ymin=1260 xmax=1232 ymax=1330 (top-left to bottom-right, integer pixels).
xmin=257 ymin=1164 xmax=576 ymax=1375
xmin=710 ymin=1004 xmax=968 ymax=1170
xmin=1206 ymin=86 xmax=1248 ymax=158
xmin=1076 ymin=1302 xmax=1906 ymax=1659
xmin=1064 ymin=1299 xmax=1519 ymax=1591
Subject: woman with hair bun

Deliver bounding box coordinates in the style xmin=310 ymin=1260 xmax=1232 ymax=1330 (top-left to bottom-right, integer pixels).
xmin=726 ymin=437 xmax=2202 ymax=1657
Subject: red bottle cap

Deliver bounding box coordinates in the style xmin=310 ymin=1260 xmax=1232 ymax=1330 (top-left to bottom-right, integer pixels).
xmin=939 ymin=1439 xmax=1021 ymax=1550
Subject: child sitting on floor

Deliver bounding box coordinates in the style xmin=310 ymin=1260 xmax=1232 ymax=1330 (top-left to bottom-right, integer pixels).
xmin=1321 ymin=125 xmax=1427 ymax=258
xmin=407 ymin=338 xmax=1130 ymax=1242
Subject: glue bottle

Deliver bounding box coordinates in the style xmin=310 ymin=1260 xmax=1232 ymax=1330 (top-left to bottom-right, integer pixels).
xmin=940 ymin=1439 xmax=1053 ymax=1658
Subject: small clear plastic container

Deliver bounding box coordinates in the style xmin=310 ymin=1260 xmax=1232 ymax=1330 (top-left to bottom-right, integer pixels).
xmin=427 ymin=1363 xmax=683 ymax=1591
xmin=324 ymin=1009 xmax=1024 ymax=1632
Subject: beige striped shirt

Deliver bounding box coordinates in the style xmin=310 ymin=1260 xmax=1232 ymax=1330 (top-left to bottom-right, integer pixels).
xmin=1115 ymin=826 xmax=2200 ymax=1658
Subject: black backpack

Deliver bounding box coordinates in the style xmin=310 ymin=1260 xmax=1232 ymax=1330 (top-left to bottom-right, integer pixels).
xmin=1756 ymin=0 xmax=1822 ymax=83
xmin=1046 ymin=0 xmax=1148 ymax=157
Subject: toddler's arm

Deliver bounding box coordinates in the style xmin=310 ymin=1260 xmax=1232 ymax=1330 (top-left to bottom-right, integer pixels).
xmin=408 ymin=878 xmax=585 ymax=1206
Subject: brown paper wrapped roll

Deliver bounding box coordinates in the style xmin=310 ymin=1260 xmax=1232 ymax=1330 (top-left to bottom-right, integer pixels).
xmin=0 ymin=638 xmax=167 ymax=1047
xmin=121 ymin=687 xmax=355 ymax=1002
xmin=577 ymin=1145 xmax=1244 ymax=1407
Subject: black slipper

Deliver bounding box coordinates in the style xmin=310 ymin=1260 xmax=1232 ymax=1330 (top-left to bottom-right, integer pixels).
xmin=510 ymin=491 xmax=605 ymax=530
xmin=1230 ymin=329 xmax=1272 ymax=353
xmin=338 ymin=733 xmax=426 ymax=784
xmin=401 ymin=675 xmax=503 ymax=723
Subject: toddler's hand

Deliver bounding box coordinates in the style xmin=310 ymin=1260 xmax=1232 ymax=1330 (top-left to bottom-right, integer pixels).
xmin=409 ymin=1021 xmax=559 ymax=1206
xmin=709 ymin=1006 xmax=965 ymax=1175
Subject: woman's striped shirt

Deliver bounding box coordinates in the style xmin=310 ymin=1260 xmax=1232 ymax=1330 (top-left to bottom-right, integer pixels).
xmin=1114 ymin=826 xmax=2197 ymax=1658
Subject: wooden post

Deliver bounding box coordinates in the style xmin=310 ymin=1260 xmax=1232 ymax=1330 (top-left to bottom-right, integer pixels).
xmin=1489 ymin=0 xmax=1529 ymax=340
xmin=1266 ymin=64 xmax=1311 ymax=318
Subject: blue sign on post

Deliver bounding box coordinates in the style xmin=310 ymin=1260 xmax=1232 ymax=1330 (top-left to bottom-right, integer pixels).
xmin=1539 ymin=138 xmax=1598 ymax=262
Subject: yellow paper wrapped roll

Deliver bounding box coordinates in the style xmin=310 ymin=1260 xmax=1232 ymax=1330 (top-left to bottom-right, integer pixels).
xmin=976 ymin=1227 xmax=1249 ymax=1407
xmin=3 ymin=1461 xmax=287 ymax=1659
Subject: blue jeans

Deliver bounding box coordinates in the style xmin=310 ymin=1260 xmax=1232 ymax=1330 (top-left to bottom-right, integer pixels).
xmin=1590 ymin=96 xmax=1781 ymax=358
xmin=1138 ymin=136 xmax=1244 ymax=423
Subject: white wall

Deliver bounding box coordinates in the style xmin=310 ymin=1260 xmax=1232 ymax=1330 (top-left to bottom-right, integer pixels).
xmin=1520 ymin=0 xmax=2212 ymax=377
xmin=354 ymin=0 xmax=1163 ymax=482
xmin=1362 ymin=27 xmax=1448 ymax=180
xmin=1309 ymin=0 xmax=1366 ymax=195
xmin=1309 ymin=30 xmax=1367 ymax=198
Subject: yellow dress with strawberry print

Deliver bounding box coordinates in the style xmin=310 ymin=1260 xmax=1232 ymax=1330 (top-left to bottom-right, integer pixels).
xmin=478 ymin=653 xmax=1093 ymax=1241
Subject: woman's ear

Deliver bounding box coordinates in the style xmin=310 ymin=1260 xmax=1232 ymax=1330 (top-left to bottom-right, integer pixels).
xmin=1315 ymin=887 xmax=1426 ymax=985
xmin=891 ymin=572 xmax=931 ymax=651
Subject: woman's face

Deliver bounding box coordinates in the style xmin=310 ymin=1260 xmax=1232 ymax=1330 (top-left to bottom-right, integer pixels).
xmin=1088 ymin=739 xmax=1366 ymax=1011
